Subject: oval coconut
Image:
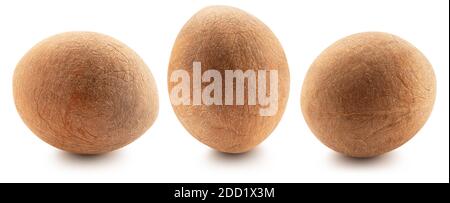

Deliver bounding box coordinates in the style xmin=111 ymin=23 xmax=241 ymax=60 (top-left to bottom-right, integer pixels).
xmin=13 ymin=32 xmax=159 ymax=155
xmin=168 ymin=6 xmax=290 ymax=153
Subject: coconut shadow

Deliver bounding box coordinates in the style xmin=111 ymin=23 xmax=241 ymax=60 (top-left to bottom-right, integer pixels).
xmin=207 ymin=147 xmax=265 ymax=165
xmin=55 ymin=150 xmax=124 ymax=166
xmin=329 ymin=152 xmax=398 ymax=169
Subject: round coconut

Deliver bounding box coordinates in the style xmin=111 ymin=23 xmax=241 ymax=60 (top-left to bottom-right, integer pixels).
xmin=301 ymin=32 xmax=436 ymax=158
xmin=13 ymin=32 xmax=159 ymax=155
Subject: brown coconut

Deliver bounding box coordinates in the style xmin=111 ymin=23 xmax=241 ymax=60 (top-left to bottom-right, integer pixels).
xmin=301 ymin=32 xmax=436 ymax=158
xmin=13 ymin=32 xmax=159 ymax=155
xmin=168 ymin=6 xmax=290 ymax=153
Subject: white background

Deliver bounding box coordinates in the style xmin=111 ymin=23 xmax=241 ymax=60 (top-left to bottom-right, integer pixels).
xmin=0 ymin=0 xmax=448 ymax=183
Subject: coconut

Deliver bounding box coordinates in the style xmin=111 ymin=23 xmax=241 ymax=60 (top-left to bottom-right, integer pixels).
xmin=301 ymin=32 xmax=436 ymax=158
xmin=13 ymin=32 xmax=159 ymax=154
xmin=168 ymin=6 xmax=290 ymax=153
